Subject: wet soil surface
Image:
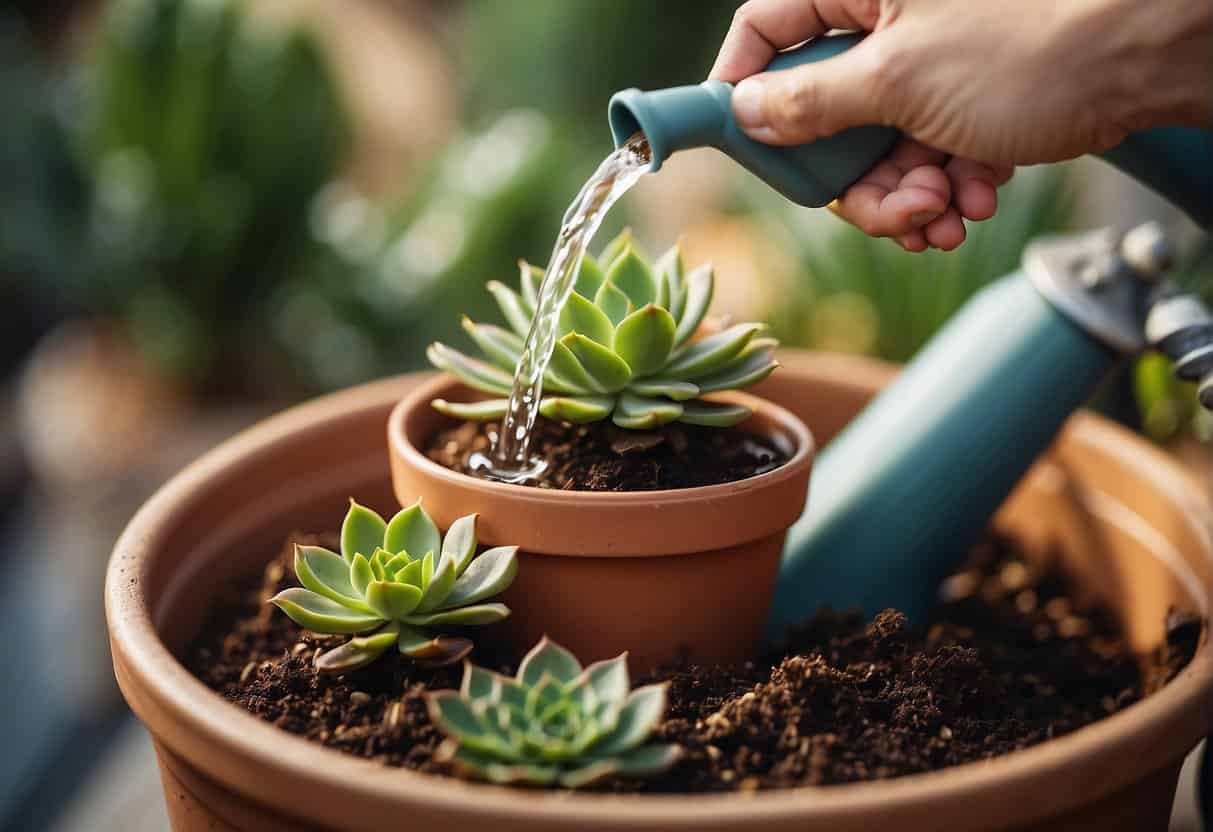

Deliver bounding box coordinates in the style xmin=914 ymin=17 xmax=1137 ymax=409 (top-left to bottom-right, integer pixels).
xmin=186 ymin=533 xmax=1199 ymax=793
xmin=425 ymin=418 xmax=789 ymax=491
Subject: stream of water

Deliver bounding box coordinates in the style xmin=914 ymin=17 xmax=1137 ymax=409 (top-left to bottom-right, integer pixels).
xmin=472 ymin=132 xmax=652 ymax=481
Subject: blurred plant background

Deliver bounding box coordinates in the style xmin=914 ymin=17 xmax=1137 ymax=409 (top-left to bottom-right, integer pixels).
xmin=0 ymin=0 xmax=1207 ymax=829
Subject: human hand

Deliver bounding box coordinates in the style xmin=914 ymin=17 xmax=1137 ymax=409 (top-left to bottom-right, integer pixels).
xmin=710 ymin=0 xmax=1213 ymax=251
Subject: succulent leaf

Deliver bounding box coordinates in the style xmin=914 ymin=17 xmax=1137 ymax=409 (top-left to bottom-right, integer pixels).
xmin=384 ymin=552 xmax=411 ymax=575
xmin=294 ymin=545 xmax=370 ymax=611
xmin=605 ymin=245 xmax=657 ymax=308
xmin=407 ymin=602 xmax=510 ymax=627
xmin=370 ymin=549 xmax=391 ymax=581
xmin=427 ymin=638 xmax=677 ymax=789
xmin=518 ymin=637 xmax=583 ymax=686
xmin=593 ymin=279 xmax=633 ymax=326
xmin=555 ymin=759 xmax=618 ymax=789
xmin=591 ymin=685 xmax=668 ymax=756
xmin=656 ymin=246 xmax=686 ymax=321
xmin=414 ymin=555 xmax=457 ymax=614
xmin=441 ymin=545 xmax=519 ymax=609
xmin=558 ymin=744 xmax=683 ymax=788
xmin=547 ymin=341 xmax=599 ymax=394
xmin=399 ymin=626 xmax=474 ymax=664
xmin=341 ymin=500 xmax=386 ymax=563
xmin=432 ymin=398 xmax=510 ymax=421
xmin=440 ymin=513 xmax=479 ymax=576
xmin=627 ymin=378 xmax=699 ymax=401
xmin=573 ymin=254 xmax=605 ymax=298
xmin=428 ymin=692 xmax=503 ymax=754
xmin=673 ymin=264 xmax=713 ymax=347
xmin=739 ymin=335 xmax=780 ymax=359
xmin=558 ymin=291 xmax=615 ymax=346
xmin=695 ymin=350 xmax=779 ymax=393
xmin=396 ymin=557 xmax=424 ymax=587
xmin=539 ymin=395 xmax=616 ymax=424
xmin=664 ymin=323 xmax=763 ymax=379
xmin=677 ymin=400 xmax=753 ymax=428
xmin=314 ymin=624 xmax=400 ymax=674
xmin=597 ymin=228 xmax=633 ymax=271
xmin=462 ymin=663 xmax=505 ymax=700
xmin=270 ymin=588 xmax=384 ymax=634
xmin=613 ymin=304 xmax=676 ymax=377
xmin=460 ymin=318 xmax=523 ymax=372
xmin=580 ymin=654 xmax=631 ymax=704
xmin=561 ymin=333 xmax=632 ymax=393
xmin=519 ymin=260 xmax=544 ymax=311
xmin=427 ymin=343 xmax=513 ymax=396
xmin=486 ymin=280 xmax=533 ymax=337
xmin=443 ymin=744 xmax=561 ymax=786
xmin=384 ymin=501 xmax=441 ymax=561
xmin=612 ymin=393 xmax=683 ymax=430
xmin=349 ymin=553 xmax=375 ymax=598
xmin=365 ymin=580 xmax=424 ymax=620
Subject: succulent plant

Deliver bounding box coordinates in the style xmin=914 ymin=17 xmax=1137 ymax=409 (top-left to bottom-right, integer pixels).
xmin=270 ymin=500 xmax=518 ymax=672
xmin=427 ymin=637 xmax=681 ymax=788
xmin=427 ymin=230 xmax=780 ymax=430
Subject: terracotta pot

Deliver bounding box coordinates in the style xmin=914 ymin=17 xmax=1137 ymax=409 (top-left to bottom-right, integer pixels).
xmin=107 ymin=352 xmax=1213 ymax=832
xmin=387 ymin=376 xmax=814 ymax=671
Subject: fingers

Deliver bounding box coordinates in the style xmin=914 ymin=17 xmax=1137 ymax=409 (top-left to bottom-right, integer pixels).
xmin=830 ymin=139 xmax=1012 ymax=252
xmin=944 ymin=158 xmax=1013 ymax=222
xmin=731 ymin=36 xmax=888 ymax=145
xmin=923 ymin=208 xmax=966 ymax=251
xmin=831 ymin=141 xmax=950 ymax=237
xmin=709 ymin=0 xmax=883 ymax=82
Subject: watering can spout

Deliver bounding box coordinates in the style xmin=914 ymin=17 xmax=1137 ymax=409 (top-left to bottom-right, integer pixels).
xmin=608 ymin=33 xmax=901 ymax=207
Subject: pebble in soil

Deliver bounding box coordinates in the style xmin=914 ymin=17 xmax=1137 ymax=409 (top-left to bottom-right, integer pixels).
xmin=425 ymin=417 xmax=790 ymax=491
xmin=186 ymin=532 xmax=1200 ymax=793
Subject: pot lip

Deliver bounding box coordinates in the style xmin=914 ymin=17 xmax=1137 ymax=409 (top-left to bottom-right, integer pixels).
xmin=105 ymin=365 xmax=1213 ymax=829
xmin=388 ymin=374 xmax=815 ymax=506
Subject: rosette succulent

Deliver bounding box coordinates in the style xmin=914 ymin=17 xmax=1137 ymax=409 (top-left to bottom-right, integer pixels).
xmin=270 ymin=500 xmax=518 ymax=672
xmin=427 ymin=637 xmax=681 ymax=788
xmin=427 ymin=230 xmax=780 ymax=430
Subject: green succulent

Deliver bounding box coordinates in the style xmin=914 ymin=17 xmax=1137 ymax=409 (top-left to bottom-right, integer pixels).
xmin=427 ymin=637 xmax=681 ymax=788
xmin=427 ymin=230 xmax=780 ymax=430
xmin=270 ymin=500 xmax=518 ymax=672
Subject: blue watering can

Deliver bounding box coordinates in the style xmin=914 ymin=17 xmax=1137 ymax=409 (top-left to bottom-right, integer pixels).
xmin=608 ymin=33 xmax=1213 ymax=631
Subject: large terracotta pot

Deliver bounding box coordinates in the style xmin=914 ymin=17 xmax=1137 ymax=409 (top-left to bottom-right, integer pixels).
xmin=106 ymin=352 xmax=1212 ymax=832
xmin=388 ymin=375 xmax=814 ymax=671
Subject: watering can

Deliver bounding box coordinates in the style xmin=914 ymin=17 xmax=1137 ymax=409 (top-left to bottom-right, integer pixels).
xmin=608 ymin=33 xmax=1213 ymax=631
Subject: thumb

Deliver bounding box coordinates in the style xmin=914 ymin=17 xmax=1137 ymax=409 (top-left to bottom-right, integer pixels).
xmin=731 ymin=41 xmax=891 ymax=146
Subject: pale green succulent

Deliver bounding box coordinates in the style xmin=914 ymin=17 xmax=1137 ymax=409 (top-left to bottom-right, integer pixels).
xmin=427 ymin=230 xmax=780 ymax=430
xmin=427 ymin=637 xmax=681 ymax=788
xmin=270 ymin=500 xmax=518 ymax=672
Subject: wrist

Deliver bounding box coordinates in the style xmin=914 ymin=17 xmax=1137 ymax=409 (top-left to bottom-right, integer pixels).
xmin=1111 ymin=0 xmax=1213 ymax=130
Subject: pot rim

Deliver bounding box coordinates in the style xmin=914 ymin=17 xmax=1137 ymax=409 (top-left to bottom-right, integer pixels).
xmin=106 ymin=367 xmax=1213 ymax=831
xmin=389 ymin=374 xmax=815 ymax=508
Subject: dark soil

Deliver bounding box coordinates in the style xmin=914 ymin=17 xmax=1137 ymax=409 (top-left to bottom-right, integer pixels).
xmin=186 ymin=533 xmax=1200 ymax=793
xmin=424 ymin=418 xmax=789 ymax=491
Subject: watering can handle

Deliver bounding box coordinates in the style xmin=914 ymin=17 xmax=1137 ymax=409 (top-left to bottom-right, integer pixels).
xmin=609 ymin=33 xmax=1213 ymax=227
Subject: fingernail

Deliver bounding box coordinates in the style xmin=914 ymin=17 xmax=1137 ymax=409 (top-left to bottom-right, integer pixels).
xmin=910 ymin=211 xmax=939 ymax=226
xmin=732 ymin=78 xmax=767 ymax=127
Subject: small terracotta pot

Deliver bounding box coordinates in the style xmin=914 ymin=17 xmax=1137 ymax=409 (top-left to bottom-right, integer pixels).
xmin=107 ymin=353 xmax=1213 ymax=832
xmin=387 ymin=376 xmax=814 ymax=671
